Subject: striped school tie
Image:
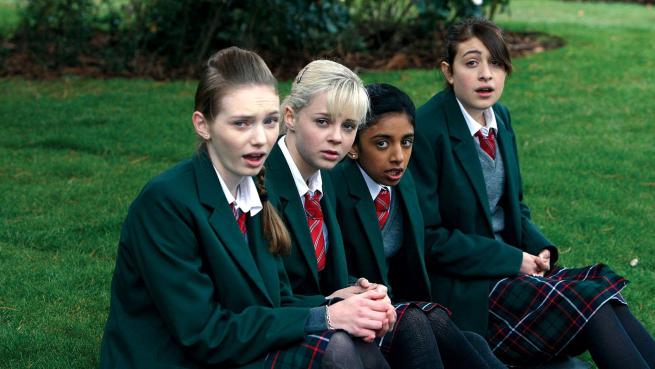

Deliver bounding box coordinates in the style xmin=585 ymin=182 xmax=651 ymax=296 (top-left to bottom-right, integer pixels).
xmin=230 ymin=202 xmax=247 ymax=235
xmin=375 ymin=187 xmax=391 ymax=229
xmin=475 ymin=129 xmax=496 ymax=160
xmin=304 ymin=191 xmax=326 ymax=271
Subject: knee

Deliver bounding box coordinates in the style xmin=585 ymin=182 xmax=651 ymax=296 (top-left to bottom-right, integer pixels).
xmin=429 ymin=308 xmax=449 ymax=320
xmin=427 ymin=308 xmax=451 ymax=328
xmin=399 ymin=307 xmax=430 ymax=327
xmin=353 ymin=339 xmax=390 ymax=369
xmin=323 ymin=331 xmax=358 ymax=369
xmin=394 ymin=307 xmax=434 ymax=342
xmin=324 ymin=332 xmax=386 ymax=369
xmin=326 ymin=331 xmax=356 ymax=354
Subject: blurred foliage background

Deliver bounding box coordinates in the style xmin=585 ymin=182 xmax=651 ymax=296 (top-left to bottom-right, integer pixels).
xmin=1 ymin=0 xmax=511 ymax=78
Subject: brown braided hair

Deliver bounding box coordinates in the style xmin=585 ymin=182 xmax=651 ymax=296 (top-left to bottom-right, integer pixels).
xmin=255 ymin=166 xmax=291 ymax=255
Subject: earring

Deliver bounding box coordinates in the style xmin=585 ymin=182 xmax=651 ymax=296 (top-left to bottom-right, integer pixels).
xmin=349 ymin=153 xmax=358 ymax=159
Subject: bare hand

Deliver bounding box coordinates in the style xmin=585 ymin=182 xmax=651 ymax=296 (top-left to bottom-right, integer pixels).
xmin=520 ymin=252 xmax=544 ymax=276
xmin=326 ymin=285 xmax=368 ymax=300
xmin=325 ymin=278 xmax=380 ymax=300
xmin=358 ymin=280 xmax=395 ymax=336
xmin=537 ymin=249 xmax=551 ymax=274
xmin=379 ymin=299 xmax=397 ymax=337
xmin=356 ymin=277 xmax=374 ymax=289
xmin=328 ymin=290 xmax=394 ymax=342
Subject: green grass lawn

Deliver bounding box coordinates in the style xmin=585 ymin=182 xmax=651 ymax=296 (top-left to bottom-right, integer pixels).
xmin=1 ymin=0 xmax=654 ymax=368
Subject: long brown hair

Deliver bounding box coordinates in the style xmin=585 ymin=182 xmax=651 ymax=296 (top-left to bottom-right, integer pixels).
xmin=255 ymin=167 xmax=291 ymax=255
xmin=194 ymin=47 xmax=290 ymax=254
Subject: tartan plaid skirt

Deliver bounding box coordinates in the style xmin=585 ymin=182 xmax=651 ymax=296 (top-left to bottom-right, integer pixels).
xmin=265 ymin=330 xmax=335 ymax=369
xmin=487 ymin=263 xmax=628 ymax=366
xmin=378 ymin=301 xmax=450 ymax=355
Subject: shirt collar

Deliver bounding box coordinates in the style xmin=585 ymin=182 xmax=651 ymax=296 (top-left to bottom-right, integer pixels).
xmin=357 ymin=163 xmax=392 ymax=202
xmin=278 ymin=136 xmax=323 ymax=198
xmin=455 ymin=98 xmax=498 ymax=137
xmin=212 ymin=164 xmax=263 ymax=216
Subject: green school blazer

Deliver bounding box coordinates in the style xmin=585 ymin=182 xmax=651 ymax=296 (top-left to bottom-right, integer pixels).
xmin=100 ymin=150 xmax=311 ymax=369
xmin=409 ymin=88 xmax=556 ymax=334
xmin=330 ymin=159 xmax=432 ymax=303
xmin=265 ymin=144 xmax=350 ymax=297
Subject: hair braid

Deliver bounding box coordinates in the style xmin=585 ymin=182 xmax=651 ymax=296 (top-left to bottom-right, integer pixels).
xmin=255 ymin=167 xmax=291 ymax=255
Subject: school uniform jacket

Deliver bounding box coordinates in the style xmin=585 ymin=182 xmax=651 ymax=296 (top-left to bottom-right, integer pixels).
xmin=100 ymin=150 xmax=312 ymax=369
xmin=265 ymin=144 xmax=350 ymax=297
xmin=330 ymin=158 xmax=432 ymax=302
xmin=409 ymin=88 xmax=557 ymax=334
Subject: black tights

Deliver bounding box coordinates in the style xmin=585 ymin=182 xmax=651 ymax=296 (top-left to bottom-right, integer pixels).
xmin=388 ymin=307 xmax=507 ymax=369
xmin=388 ymin=307 xmax=444 ymax=369
xmin=427 ymin=309 xmax=506 ymax=369
xmin=322 ymin=331 xmax=390 ymax=369
xmin=565 ymin=302 xmax=655 ymax=369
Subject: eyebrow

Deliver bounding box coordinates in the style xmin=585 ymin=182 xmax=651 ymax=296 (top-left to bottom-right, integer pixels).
xmin=370 ymin=132 xmax=415 ymax=139
xmin=228 ymin=115 xmax=254 ymax=120
xmin=230 ymin=110 xmax=279 ymax=119
xmin=462 ymin=49 xmax=482 ymax=57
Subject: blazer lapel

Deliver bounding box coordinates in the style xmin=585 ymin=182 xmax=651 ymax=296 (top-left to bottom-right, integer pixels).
xmin=266 ymin=146 xmax=321 ymax=288
xmin=344 ymin=161 xmax=388 ymax=283
xmin=397 ymin=174 xmax=431 ymax=289
xmin=494 ymin=111 xmax=522 ymax=241
xmin=320 ymin=181 xmax=349 ymax=289
xmin=193 ymin=152 xmax=273 ymax=304
xmin=444 ymin=90 xmax=494 ymax=232
xmin=247 ymin=214 xmax=280 ymax=305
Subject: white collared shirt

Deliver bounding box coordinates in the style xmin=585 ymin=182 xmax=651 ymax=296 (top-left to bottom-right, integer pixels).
xmin=278 ymin=136 xmax=324 ymax=202
xmin=455 ymin=98 xmax=498 ymax=138
xmin=357 ymin=163 xmax=392 ymax=203
xmin=212 ymin=164 xmax=263 ymax=217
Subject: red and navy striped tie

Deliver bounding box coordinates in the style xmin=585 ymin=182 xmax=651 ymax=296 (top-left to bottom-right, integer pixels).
xmin=476 ymin=129 xmax=496 ymax=160
xmin=375 ymin=187 xmax=391 ymax=229
xmin=230 ymin=202 xmax=247 ymax=235
xmin=304 ymin=191 xmax=326 ymax=271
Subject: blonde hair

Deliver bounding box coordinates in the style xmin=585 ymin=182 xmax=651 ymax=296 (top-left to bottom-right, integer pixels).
xmin=282 ymin=60 xmax=369 ymax=128
xmin=194 ymin=47 xmax=290 ymax=255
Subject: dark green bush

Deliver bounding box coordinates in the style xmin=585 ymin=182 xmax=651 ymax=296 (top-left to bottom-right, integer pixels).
xmin=15 ymin=0 xmax=96 ymax=68
xmin=6 ymin=0 xmax=511 ymax=78
xmin=124 ymin=0 xmax=352 ymax=76
xmin=12 ymin=0 xmax=127 ymax=70
xmin=345 ymin=0 xmax=510 ymax=70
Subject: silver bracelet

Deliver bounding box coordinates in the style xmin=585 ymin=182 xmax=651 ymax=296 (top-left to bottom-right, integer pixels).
xmin=325 ymin=306 xmax=334 ymax=330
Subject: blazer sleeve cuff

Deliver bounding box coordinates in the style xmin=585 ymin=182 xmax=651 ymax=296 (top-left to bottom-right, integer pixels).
xmin=304 ymin=306 xmax=328 ymax=333
xmin=541 ymin=245 xmax=559 ymax=266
